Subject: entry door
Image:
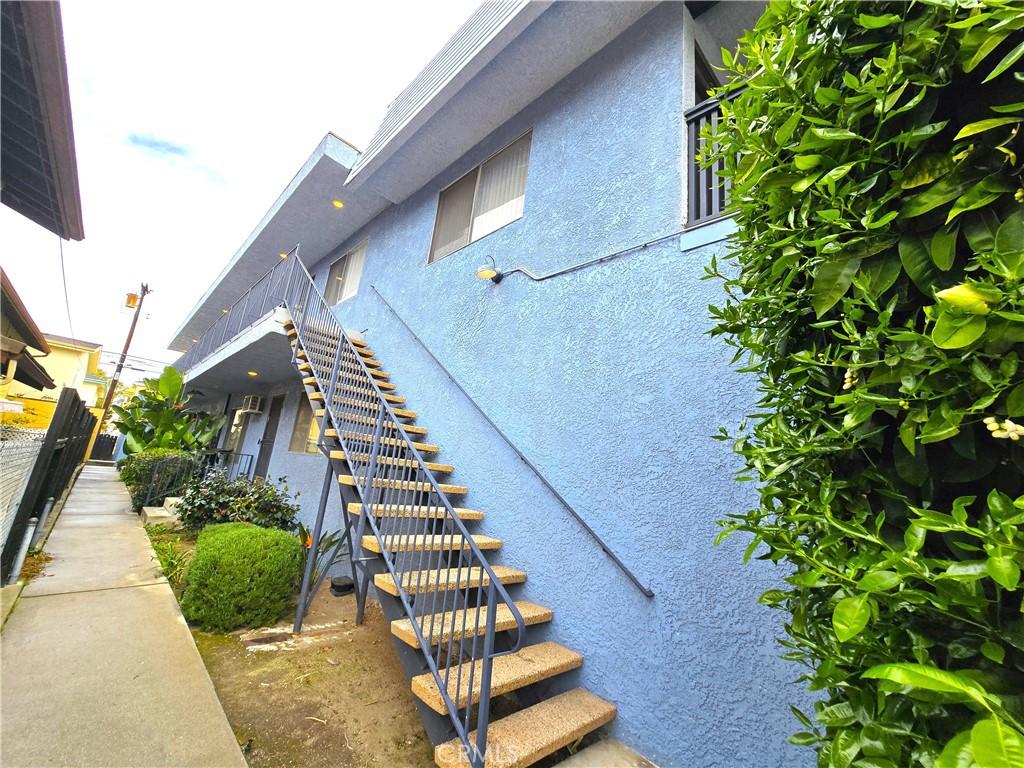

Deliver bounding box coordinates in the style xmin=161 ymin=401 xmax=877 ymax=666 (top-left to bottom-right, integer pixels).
xmin=254 ymin=395 xmax=285 ymax=479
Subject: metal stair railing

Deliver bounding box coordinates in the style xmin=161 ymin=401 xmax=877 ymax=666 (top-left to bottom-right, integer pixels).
xmin=179 ymin=255 xmax=297 ymax=372
xmin=281 ymin=248 xmax=525 ymax=767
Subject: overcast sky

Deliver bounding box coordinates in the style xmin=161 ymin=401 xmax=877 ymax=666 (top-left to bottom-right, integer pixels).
xmin=2 ymin=0 xmax=479 ymax=381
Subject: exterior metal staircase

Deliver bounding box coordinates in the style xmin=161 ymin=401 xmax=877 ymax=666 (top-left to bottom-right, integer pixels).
xmin=273 ymin=248 xmax=617 ymax=768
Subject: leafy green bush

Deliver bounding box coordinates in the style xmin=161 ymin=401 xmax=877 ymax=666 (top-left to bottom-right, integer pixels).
xmin=175 ymin=470 xmax=299 ymax=532
xmin=118 ymin=448 xmax=195 ymax=511
xmin=180 ymin=523 xmax=301 ymax=631
xmin=707 ymin=2 xmax=1024 ymax=765
xmin=111 ymin=366 xmax=223 ymax=455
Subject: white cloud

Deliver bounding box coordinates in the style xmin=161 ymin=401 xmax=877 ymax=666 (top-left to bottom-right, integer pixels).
xmin=2 ymin=0 xmax=479 ymax=382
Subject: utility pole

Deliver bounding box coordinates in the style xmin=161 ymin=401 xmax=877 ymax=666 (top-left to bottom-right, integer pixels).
xmin=99 ymin=283 xmax=151 ymax=429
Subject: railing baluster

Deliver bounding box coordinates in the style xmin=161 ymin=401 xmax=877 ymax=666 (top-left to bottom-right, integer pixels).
xmin=186 ymin=248 xmax=521 ymax=760
xmin=684 ymin=93 xmax=736 ymax=228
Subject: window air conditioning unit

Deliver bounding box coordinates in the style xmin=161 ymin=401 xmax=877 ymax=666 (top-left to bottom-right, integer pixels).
xmin=238 ymin=395 xmax=264 ymax=415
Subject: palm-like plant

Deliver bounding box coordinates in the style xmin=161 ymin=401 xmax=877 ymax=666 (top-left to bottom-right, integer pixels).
xmin=111 ymin=366 xmax=224 ymax=455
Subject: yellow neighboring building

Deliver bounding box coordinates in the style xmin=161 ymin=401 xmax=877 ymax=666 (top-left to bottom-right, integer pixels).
xmin=5 ymin=334 xmax=107 ymax=432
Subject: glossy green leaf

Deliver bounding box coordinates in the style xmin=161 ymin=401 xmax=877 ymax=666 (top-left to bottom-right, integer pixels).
xmin=971 ymin=718 xmax=1024 ymax=768
xmin=931 ymin=225 xmax=959 ymax=270
xmin=1006 ymin=383 xmax=1024 ymax=416
xmin=954 ymin=117 xmax=1022 ymax=140
xmin=833 ymin=594 xmax=870 ymax=642
xmin=857 ymin=570 xmax=901 ymax=592
xmin=811 ymin=127 xmax=861 ymax=141
xmin=983 ymin=39 xmax=1024 ymax=83
xmin=931 ymin=313 xmax=986 ymax=349
xmin=980 ymin=640 xmax=1005 ymax=664
xmin=986 ymin=557 xmax=1020 ymax=590
xmin=963 ymin=31 xmax=1010 ymax=73
xmin=995 ymin=209 xmax=1024 ymax=257
xmin=862 ymin=663 xmax=992 ymax=706
xmin=935 ymin=730 xmax=975 ymax=768
xmin=901 ymin=153 xmax=954 ymax=190
xmin=856 ymin=12 xmax=901 ymax=29
xmin=812 ymin=258 xmax=863 ymax=317
xmin=899 ymin=234 xmax=938 ymax=292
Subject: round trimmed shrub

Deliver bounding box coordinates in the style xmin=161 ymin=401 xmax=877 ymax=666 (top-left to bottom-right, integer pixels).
xmin=180 ymin=522 xmax=302 ymax=632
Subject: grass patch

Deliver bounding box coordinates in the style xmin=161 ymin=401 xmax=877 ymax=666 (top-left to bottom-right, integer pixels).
xmin=144 ymin=524 xmax=195 ymax=596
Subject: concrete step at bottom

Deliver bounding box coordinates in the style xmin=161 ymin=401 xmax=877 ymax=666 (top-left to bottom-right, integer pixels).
xmin=433 ymin=688 xmax=617 ymax=768
xmin=141 ymin=507 xmax=180 ymax=528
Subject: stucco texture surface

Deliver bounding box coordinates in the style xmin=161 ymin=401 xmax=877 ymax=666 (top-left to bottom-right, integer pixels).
xmin=284 ymin=5 xmax=815 ymax=766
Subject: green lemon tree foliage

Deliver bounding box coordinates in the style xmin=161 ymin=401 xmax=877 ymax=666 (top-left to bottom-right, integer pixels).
xmin=111 ymin=366 xmax=223 ymax=455
xmin=706 ymin=2 xmax=1024 ymax=766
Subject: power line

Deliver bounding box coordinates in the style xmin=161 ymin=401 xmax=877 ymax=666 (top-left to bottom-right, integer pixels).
xmin=99 ymin=351 xmax=175 ymax=366
xmin=58 ymin=237 xmax=74 ymax=337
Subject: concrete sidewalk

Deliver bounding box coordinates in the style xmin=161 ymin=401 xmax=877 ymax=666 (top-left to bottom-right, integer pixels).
xmin=1 ymin=464 xmax=246 ymax=768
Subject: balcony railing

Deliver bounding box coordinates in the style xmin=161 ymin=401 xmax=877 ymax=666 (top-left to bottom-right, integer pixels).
xmin=178 ymin=254 xmax=297 ymax=372
xmin=685 ymin=94 xmax=731 ymax=227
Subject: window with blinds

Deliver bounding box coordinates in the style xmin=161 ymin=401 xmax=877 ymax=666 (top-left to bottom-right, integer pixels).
xmin=428 ymin=132 xmax=532 ymax=263
xmin=325 ymin=240 xmax=367 ymax=305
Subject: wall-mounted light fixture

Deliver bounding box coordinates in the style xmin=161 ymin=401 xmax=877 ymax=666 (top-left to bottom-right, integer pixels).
xmin=475 ymin=256 xmax=503 ymax=284
xmin=279 ymin=252 xmax=288 ymax=259
xmin=331 ymin=200 xmax=345 ymax=209
xmin=247 ymin=370 xmax=259 ymax=377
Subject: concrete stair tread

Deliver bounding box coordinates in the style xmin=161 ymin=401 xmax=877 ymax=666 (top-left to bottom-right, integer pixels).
xmin=317 ymin=406 xmax=416 ymax=422
xmin=303 ymin=377 xmax=404 ymax=403
xmin=346 ymin=502 xmax=480 ymax=520
xmin=325 ymin=430 xmax=439 ymax=453
xmin=375 ymin=566 xmax=526 ymax=596
xmin=362 ymin=534 xmax=501 ymax=554
xmin=340 ymin=475 xmax=467 ymax=495
xmin=333 ymin=452 xmax=453 ymax=473
xmin=329 ymin=399 xmax=416 ymax=420
xmin=162 ymin=496 xmax=182 ymax=510
xmin=412 ymin=641 xmax=583 ymax=713
xmin=283 ymin=321 xmax=366 ymax=348
xmin=336 ymin=413 xmax=428 ymax=435
xmin=296 ymin=346 xmax=383 ymax=369
xmin=434 ymin=688 xmax=617 ymax=768
xmin=392 ymin=600 xmax=552 ymax=648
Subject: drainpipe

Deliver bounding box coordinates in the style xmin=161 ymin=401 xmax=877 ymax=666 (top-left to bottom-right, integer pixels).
xmin=6 ymin=517 xmax=38 ymax=586
xmin=29 ymin=497 xmax=55 ymax=549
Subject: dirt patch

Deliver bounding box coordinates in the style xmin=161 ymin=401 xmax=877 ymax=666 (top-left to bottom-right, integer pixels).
xmin=194 ymin=588 xmax=433 ymax=768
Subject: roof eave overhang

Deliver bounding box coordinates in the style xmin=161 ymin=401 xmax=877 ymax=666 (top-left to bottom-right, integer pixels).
xmin=1 ymin=268 xmax=50 ymax=353
xmin=1 ymin=1 xmax=84 ymax=241
xmin=169 ymin=134 xmax=383 ymax=352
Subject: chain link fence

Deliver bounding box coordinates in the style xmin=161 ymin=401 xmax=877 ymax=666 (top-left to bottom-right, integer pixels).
xmin=0 ymin=425 xmax=46 ymax=557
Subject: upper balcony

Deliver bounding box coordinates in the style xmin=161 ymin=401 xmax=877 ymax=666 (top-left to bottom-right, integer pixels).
xmin=684 ymin=94 xmax=732 ymax=229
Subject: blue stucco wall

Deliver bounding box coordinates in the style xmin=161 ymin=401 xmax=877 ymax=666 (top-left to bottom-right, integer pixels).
xmin=289 ymin=4 xmax=810 ymax=766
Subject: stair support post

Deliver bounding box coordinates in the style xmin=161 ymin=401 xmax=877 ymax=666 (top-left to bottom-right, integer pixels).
xmin=472 ymin=582 xmax=499 ymax=768
xmin=293 ymin=460 xmax=335 ymax=633
xmin=353 ymin=405 xmax=387 ymax=625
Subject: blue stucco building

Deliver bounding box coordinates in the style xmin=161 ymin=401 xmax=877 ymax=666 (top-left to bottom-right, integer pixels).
xmin=170 ymin=3 xmax=812 ymax=766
